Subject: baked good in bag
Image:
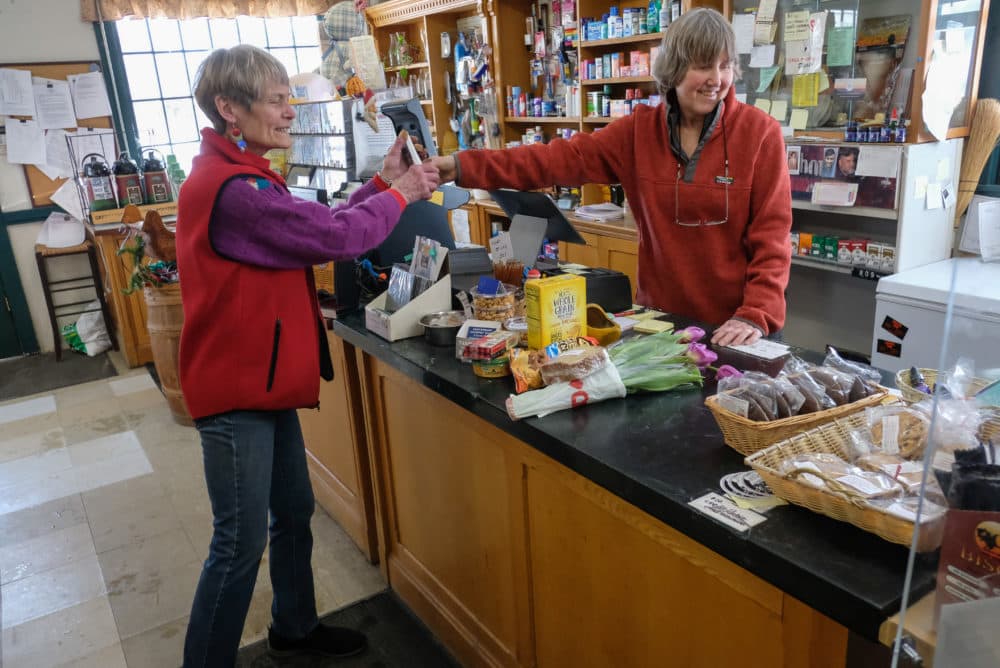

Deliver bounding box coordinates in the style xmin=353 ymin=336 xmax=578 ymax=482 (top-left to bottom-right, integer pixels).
xmin=539 ymin=347 xmax=609 ymax=385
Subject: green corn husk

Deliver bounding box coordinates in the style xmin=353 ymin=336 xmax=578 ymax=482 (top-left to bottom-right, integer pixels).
xmin=609 ymin=331 xmax=704 ymax=394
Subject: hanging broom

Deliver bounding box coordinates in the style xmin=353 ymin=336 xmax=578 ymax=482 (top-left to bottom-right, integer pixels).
xmin=956 ymin=98 xmax=1000 ymax=225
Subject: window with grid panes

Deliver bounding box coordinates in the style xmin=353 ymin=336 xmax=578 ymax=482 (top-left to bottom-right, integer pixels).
xmin=113 ymin=16 xmax=322 ymax=174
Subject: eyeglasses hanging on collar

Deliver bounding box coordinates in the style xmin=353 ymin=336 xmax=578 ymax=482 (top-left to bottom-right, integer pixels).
xmin=674 ymin=116 xmax=730 ymax=227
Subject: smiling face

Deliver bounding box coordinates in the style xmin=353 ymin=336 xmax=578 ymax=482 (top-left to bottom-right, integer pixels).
xmin=674 ymin=52 xmax=734 ymax=124
xmin=223 ymin=81 xmax=295 ymax=155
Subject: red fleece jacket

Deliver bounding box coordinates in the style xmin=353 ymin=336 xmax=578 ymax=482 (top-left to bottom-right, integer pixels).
xmin=456 ymin=87 xmax=792 ymax=333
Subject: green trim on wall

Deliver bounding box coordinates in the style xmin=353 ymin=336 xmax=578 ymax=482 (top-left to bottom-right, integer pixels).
xmin=0 ymin=212 xmax=41 ymax=354
xmin=94 ymin=21 xmax=141 ymax=162
xmin=1 ymin=206 xmax=58 ymax=225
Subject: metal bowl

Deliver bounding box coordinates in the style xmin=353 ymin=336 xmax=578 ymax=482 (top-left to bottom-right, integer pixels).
xmin=419 ymin=310 xmax=466 ymax=346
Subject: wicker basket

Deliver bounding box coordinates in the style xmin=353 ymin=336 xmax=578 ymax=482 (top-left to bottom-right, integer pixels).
xmin=745 ymin=414 xmax=945 ymax=552
xmin=894 ymin=367 xmax=991 ymax=404
xmin=705 ymin=384 xmax=890 ymax=456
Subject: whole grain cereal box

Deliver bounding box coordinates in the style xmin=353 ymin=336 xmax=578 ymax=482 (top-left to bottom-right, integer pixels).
xmin=524 ymin=274 xmax=586 ymax=350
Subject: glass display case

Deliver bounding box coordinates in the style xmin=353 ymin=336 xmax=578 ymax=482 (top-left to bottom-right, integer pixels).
xmin=880 ymin=256 xmax=1000 ymax=666
xmin=729 ymin=0 xmax=992 ymax=142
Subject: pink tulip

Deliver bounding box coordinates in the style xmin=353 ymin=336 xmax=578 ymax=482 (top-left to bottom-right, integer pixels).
xmin=715 ymin=364 xmax=743 ymax=379
xmin=686 ymin=342 xmax=717 ymax=368
xmin=677 ymin=326 xmax=705 ymax=343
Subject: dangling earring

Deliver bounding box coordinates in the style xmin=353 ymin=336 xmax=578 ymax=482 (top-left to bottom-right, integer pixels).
xmin=231 ymin=126 xmax=247 ymax=153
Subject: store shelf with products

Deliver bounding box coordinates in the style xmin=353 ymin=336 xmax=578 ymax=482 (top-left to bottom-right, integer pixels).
xmin=505 ymin=116 xmax=582 ymax=124
xmin=730 ymin=0 xmax=991 ymax=143
xmin=578 ymin=32 xmax=663 ymax=48
xmin=383 ymin=62 xmax=429 ymax=73
xmin=581 ymin=75 xmax=656 ymax=85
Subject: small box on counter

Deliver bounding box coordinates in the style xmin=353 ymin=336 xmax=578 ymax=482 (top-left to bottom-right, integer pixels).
xmin=525 ymin=273 xmax=587 ymax=350
xmin=455 ymin=319 xmax=502 ymax=360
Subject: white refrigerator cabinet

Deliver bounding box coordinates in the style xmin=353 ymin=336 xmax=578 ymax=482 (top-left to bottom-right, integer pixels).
xmin=871 ymin=258 xmax=1000 ymax=376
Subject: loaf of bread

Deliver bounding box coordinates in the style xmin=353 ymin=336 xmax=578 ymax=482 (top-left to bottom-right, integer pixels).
xmin=539 ymin=347 xmax=609 ymax=385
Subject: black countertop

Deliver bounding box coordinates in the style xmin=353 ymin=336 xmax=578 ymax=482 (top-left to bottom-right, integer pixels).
xmin=332 ymin=309 xmax=937 ymax=641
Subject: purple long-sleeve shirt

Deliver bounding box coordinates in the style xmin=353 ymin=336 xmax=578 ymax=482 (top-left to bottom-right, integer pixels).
xmin=209 ymin=176 xmax=405 ymax=269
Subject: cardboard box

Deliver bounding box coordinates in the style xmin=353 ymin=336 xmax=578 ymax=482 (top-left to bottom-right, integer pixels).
xmin=455 ymin=319 xmax=503 ymax=360
xmin=866 ymin=242 xmax=883 ymax=269
xmin=811 ymin=234 xmax=824 ymax=257
xmin=849 ymin=239 xmax=868 ymax=266
xmin=791 ymin=232 xmax=800 ymax=257
xmin=880 ymin=243 xmax=896 ymax=273
xmin=837 ymin=239 xmax=852 ymax=264
xmin=524 ymin=274 xmax=586 ymax=349
xmin=823 ymin=236 xmax=838 ymax=261
xmin=365 ymin=274 xmax=453 ymax=342
xmin=798 ymin=232 xmax=813 ymax=256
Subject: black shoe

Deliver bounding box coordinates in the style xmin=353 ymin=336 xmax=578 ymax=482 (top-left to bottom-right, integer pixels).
xmin=267 ymin=623 xmax=368 ymax=659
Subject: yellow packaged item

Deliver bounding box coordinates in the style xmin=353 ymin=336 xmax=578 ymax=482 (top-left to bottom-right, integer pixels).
xmin=524 ymin=274 xmax=587 ymax=349
xmin=633 ymin=319 xmax=674 ymax=334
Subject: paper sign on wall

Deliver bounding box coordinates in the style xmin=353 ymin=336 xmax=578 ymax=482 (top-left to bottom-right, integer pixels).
xmin=733 ymin=14 xmax=755 ymax=54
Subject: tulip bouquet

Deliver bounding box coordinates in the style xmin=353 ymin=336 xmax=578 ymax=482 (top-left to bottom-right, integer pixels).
xmin=507 ymin=326 xmax=737 ymax=420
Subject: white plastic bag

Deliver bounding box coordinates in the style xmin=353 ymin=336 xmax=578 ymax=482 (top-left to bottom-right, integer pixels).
xmin=506 ymin=363 xmax=627 ymax=420
xmin=75 ymin=300 xmax=112 ymax=356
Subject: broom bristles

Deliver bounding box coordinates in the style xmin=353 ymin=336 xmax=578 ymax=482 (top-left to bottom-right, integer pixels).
xmin=956 ymin=98 xmax=1000 ymax=224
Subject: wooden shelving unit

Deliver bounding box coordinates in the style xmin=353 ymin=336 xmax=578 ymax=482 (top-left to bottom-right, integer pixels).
xmin=581 ymin=76 xmax=656 ymax=86
xmin=505 ymin=116 xmax=581 ymax=124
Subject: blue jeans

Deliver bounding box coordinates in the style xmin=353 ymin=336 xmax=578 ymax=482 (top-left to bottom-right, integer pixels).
xmin=183 ymin=409 xmax=318 ymax=668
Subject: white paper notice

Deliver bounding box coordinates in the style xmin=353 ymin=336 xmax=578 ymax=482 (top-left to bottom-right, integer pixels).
xmin=913 ymin=175 xmax=928 ymax=200
xmin=69 ymin=127 xmax=116 ymax=166
xmin=349 ymin=36 xmax=387 ymax=91
xmin=784 ymin=12 xmax=827 ymax=76
xmin=934 ymin=596 xmax=1000 ymax=668
xmin=926 ymin=182 xmax=943 ymax=210
xmin=67 ymin=71 xmax=112 ymax=120
xmin=783 ymin=10 xmax=811 ymax=42
xmin=39 ymin=129 xmax=74 ymax=180
xmin=733 ymin=14 xmax=755 ymax=54
xmin=753 ymin=0 xmax=778 ymax=44
xmin=0 ymin=67 xmax=36 ymax=117
xmin=978 ymin=199 xmax=1000 ymax=261
xmin=749 ymin=44 xmax=776 ymax=68
xmin=5 ymin=119 xmax=46 ymax=165
xmin=770 ymin=100 xmax=788 ymax=122
xmin=959 ymin=194 xmax=999 ymax=254
xmin=811 ymin=182 xmax=858 ymax=206
xmin=488 ymin=230 xmax=515 ymax=264
xmin=922 ymin=46 xmax=964 ymax=141
xmin=726 ymin=338 xmax=791 ymax=360
xmin=855 ymin=146 xmax=901 ymax=178
xmin=450 ymin=207 xmax=471 ymax=244
xmin=32 ymin=78 xmax=77 ymax=130
xmin=50 ymin=177 xmax=85 ymax=222
xmin=789 ymin=108 xmax=809 ymax=129
xmin=689 ymin=493 xmax=767 ymax=532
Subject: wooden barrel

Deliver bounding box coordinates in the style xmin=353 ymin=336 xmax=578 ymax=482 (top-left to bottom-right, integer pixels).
xmin=143 ymin=284 xmax=193 ymax=426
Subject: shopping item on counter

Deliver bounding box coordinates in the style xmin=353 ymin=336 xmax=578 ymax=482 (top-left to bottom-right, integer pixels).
xmin=506 ymin=362 xmax=627 ymax=420
xmin=539 ymin=347 xmax=609 ymax=385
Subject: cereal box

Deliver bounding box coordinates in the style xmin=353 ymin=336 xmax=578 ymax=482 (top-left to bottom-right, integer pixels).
xmin=524 ymin=274 xmax=587 ymax=350
xmin=837 ymin=239 xmax=852 ymax=264
xmin=866 ymin=242 xmax=883 ymax=269
xmin=849 ymin=239 xmax=868 ymax=266
xmin=880 ymin=244 xmax=896 ymax=273
xmin=798 ymin=232 xmax=813 ymax=256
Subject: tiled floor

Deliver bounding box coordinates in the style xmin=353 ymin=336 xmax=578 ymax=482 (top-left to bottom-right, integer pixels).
xmin=0 ymin=352 xmax=387 ymax=667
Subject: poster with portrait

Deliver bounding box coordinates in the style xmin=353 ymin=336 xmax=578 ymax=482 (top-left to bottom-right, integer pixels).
xmin=786 ymin=145 xmax=801 ymax=175
xmin=788 ymin=143 xmax=898 ymax=209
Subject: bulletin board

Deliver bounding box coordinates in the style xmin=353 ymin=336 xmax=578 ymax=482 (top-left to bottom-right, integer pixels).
xmin=0 ymin=61 xmax=115 ymax=208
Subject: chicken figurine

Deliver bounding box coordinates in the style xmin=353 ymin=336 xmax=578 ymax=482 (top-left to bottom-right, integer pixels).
xmin=140 ymin=209 xmax=177 ymax=264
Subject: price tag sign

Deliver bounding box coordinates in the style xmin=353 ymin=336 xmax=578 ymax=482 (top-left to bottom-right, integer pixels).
xmin=851 ymin=267 xmax=885 ymax=281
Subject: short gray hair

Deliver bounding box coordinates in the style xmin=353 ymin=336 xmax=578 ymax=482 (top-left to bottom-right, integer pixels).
xmin=194 ymin=45 xmax=289 ymax=133
xmin=652 ymin=8 xmax=742 ymax=98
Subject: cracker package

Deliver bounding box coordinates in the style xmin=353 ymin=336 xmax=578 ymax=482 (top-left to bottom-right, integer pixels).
xmin=524 ymin=274 xmax=586 ymax=350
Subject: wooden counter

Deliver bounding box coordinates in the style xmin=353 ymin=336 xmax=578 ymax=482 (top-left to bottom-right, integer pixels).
xmin=301 ymin=309 xmax=937 ymax=668
xmin=90 ymin=226 xmax=153 ymax=367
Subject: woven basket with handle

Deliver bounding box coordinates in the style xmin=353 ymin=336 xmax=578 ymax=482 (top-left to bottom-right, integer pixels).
xmin=705 ymin=383 xmax=890 ymax=456
xmin=744 ymin=413 xmax=945 ymax=552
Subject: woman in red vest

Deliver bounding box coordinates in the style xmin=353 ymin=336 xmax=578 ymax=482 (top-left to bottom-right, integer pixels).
xmin=176 ymin=45 xmax=439 ymax=667
xmin=433 ymin=8 xmax=792 ymax=347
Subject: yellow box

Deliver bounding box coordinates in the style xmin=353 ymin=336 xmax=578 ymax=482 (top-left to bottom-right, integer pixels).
xmin=524 ymin=274 xmax=587 ymax=349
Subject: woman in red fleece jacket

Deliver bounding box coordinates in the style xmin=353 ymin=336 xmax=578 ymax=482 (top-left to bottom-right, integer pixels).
xmin=433 ymin=8 xmax=792 ymax=347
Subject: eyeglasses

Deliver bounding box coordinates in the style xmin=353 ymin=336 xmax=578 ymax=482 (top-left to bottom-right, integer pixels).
xmin=674 ymin=116 xmax=729 ymax=227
